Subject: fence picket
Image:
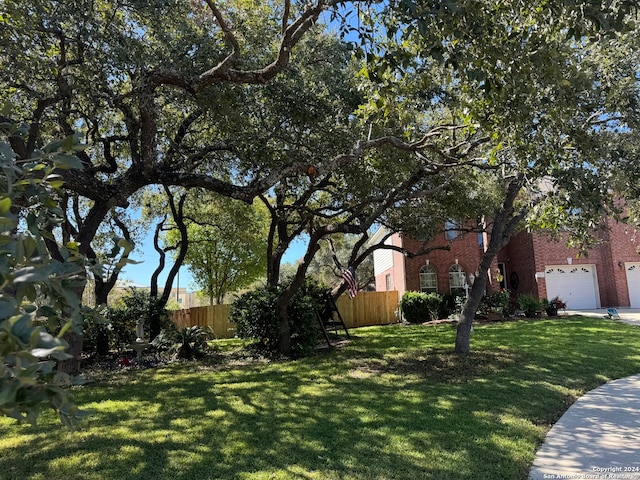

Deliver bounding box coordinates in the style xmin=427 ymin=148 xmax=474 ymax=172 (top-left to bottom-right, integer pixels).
xmin=170 ymin=291 xmax=399 ymax=338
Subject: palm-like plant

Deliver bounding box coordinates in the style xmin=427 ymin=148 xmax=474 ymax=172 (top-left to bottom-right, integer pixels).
xmin=151 ymin=326 xmax=213 ymax=360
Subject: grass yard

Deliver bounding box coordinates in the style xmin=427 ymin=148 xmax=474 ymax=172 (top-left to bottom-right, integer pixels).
xmin=2 ymin=316 xmax=640 ymax=480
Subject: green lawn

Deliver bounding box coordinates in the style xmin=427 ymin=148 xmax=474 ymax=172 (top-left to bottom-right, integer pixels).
xmin=2 ymin=317 xmax=640 ymax=480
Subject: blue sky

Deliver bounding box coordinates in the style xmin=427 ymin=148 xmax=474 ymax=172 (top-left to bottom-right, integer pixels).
xmin=118 ymin=230 xmax=308 ymax=291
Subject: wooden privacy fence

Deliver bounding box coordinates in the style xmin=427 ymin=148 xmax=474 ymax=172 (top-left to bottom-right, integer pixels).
xmin=171 ymin=304 xmax=235 ymax=339
xmin=170 ymin=290 xmax=399 ymax=339
xmin=334 ymin=291 xmax=399 ymax=328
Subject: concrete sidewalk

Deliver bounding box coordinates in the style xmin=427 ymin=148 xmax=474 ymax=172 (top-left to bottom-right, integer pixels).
xmin=529 ymin=310 xmax=640 ymax=480
xmin=529 ymin=375 xmax=640 ymax=479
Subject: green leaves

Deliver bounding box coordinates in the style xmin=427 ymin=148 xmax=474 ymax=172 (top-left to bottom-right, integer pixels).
xmin=0 ymin=197 xmax=11 ymax=215
xmin=12 ymin=265 xmax=56 ymax=284
xmin=0 ymin=125 xmax=90 ymax=429
xmin=52 ymin=153 xmax=83 ymax=170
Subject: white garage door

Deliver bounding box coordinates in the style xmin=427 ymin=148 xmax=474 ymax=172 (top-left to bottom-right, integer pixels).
xmin=626 ymin=263 xmax=640 ymax=308
xmin=544 ymin=265 xmax=599 ymax=309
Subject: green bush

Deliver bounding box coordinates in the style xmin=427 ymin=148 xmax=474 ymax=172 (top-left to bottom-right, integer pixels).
xmin=487 ymin=289 xmax=510 ymax=312
xmin=400 ymin=291 xmax=443 ymax=323
xmin=517 ymin=294 xmax=542 ymax=316
xmin=230 ymin=280 xmax=324 ymax=358
xmin=439 ymin=292 xmax=466 ymax=319
xmin=83 ymin=289 xmax=172 ymax=355
xmin=478 ymin=289 xmax=511 ymax=315
xmin=287 ymin=291 xmax=324 ymax=358
xmin=231 ymin=287 xmax=279 ymax=348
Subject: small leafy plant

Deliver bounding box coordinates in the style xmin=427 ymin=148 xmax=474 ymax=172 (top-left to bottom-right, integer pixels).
xmin=517 ymin=294 xmax=542 ymax=317
xmin=151 ymin=325 xmax=213 ymax=360
xmin=542 ymin=296 xmax=566 ymax=316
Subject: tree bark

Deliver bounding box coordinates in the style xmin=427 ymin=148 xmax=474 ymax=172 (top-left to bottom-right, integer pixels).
xmin=454 ymin=175 xmax=527 ymax=354
xmin=147 ymin=188 xmax=189 ymax=339
xmin=57 ymin=331 xmax=83 ymax=376
xmin=455 ymin=256 xmax=493 ymax=354
xmin=271 ymin=234 xmax=322 ymax=355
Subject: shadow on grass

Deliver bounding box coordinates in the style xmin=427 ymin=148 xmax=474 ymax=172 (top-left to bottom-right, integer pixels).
xmin=1 ymin=318 xmax=640 ymax=480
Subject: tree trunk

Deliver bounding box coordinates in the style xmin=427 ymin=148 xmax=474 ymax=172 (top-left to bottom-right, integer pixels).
xmin=57 ymin=331 xmax=83 ymax=376
xmin=276 ymin=297 xmax=292 ymax=356
xmin=95 ymin=327 xmax=110 ymax=357
xmin=57 ymin=282 xmax=89 ymax=374
xmin=274 ymin=274 xmax=300 ymax=356
xmin=454 ymin=175 xmax=526 ymax=354
xmin=267 ymin=246 xmax=285 ymax=288
xmin=455 ymin=272 xmax=489 ymax=354
xmin=148 ymin=188 xmax=189 ymax=340
xmin=274 ymin=237 xmax=321 ymax=355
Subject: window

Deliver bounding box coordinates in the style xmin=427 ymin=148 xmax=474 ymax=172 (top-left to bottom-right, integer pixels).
xmin=419 ymin=265 xmax=437 ymax=293
xmin=449 ymin=264 xmax=466 ymax=294
xmin=385 ymin=274 xmax=392 ymax=291
xmin=445 ymin=220 xmax=462 ymax=241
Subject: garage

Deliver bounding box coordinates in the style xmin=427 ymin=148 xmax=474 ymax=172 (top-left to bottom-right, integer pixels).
xmin=626 ymin=263 xmax=640 ymax=308
xmin=544 ymin=265 xmax=599 ymax=309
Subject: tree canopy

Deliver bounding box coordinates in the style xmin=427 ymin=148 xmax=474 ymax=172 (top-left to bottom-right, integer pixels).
xmin=354 ymin=1 xmax=640 ymax=353
xmin=2 ymin=0 xmax=639 ymax=362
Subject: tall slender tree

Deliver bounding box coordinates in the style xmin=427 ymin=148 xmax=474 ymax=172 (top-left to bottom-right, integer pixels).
xmin=164 ymin=193 xmax=269 ymax=305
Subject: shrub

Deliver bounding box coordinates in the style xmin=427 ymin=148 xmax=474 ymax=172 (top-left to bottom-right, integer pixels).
xmin=151 ymin=325 xmax=212 ymax=360
xmin=231 ymin=280 xmax=324 ymax=358
xmin=517 ymin=294 xmax=542 ymax=316
xmin=400 ymin=291 xmax=443 ymax=323
xmin=478 ymin=289 xmax=511 ymax=315
xmin=83 ymin=289 xmax=172 ymax=355
xmin=439 ymin=292 xmax=466 ymax=319
xmin=487 ymin=289 xmax=511 ymax=312
xmin=542 ymin=296 xmax=566 ymax=316
xmin=232 ymin=287 xmax=280 ymax=349
xmin=287 ymin=285 xmax=326 ymax=359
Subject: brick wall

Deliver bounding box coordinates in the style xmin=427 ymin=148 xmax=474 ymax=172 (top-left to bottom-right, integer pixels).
xmin=500 ymin=231 xmax=536 ymax=297
xmin=403 ymin=229 xmax=485 ymax=295
xmin=373 ymin=218 xmax=640 ymax=308
xmin=519 ymin=220 xmax=640 ymax=307
xmin=605 ymin=220 xmax=640 ymax=306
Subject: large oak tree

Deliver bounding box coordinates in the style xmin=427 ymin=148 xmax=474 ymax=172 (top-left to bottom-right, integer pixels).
xmin=2 ymin=0 xmax=637 ymax=364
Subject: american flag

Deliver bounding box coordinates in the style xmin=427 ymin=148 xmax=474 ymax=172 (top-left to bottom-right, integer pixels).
xmin=342 ymin=266 xmax=358 ymax=299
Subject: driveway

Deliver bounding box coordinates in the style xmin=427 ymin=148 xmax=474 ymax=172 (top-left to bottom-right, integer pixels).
xmin=565 ymin=308 xmax=640 ymax=326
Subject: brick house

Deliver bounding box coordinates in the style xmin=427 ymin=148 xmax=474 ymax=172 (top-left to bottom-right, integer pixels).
xmin=371 ymin=219 xmax=640 ymax=309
